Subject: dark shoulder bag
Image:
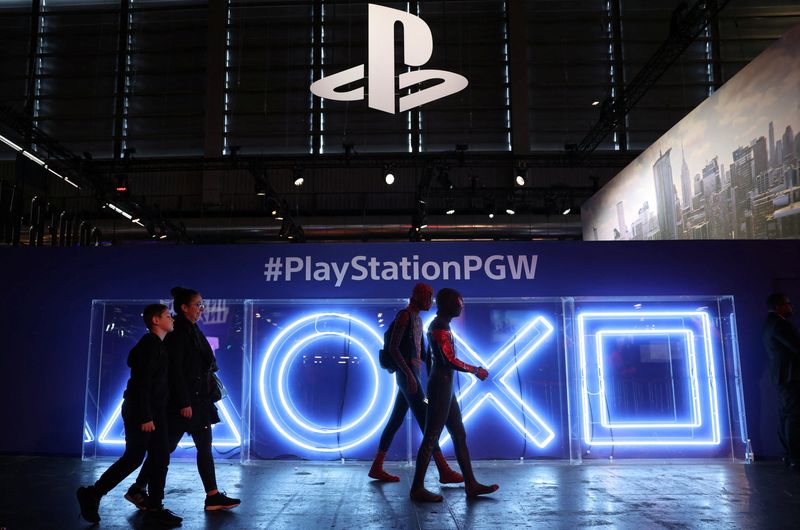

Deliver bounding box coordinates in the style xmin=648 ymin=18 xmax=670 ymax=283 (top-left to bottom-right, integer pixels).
xmin=207 ymin=361 xmax=227 ymax=402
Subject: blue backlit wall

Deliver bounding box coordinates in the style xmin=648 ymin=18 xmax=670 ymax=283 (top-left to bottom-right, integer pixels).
xmin=1 ymin=240 xmax=798 ymax=459
xmin=244 ymin=299 xmax=570 ymax=461
xmin=85 ymin=294 xmax=744 ymax=461
xmin=83 ymin=301 xmax=244 ymax=460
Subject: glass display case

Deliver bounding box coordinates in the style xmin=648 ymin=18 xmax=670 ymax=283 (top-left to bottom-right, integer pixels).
xmin=565 ymin=296 xmax=747 ymax=461
xmin=243 ymin=297 xmax=569 ymax=462
xmin=82 ymin=299 xmax=245 ymax=461
xmin=84 ymin=295 xmax=747 ymax=463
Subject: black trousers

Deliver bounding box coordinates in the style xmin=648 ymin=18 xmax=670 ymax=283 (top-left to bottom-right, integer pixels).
xmin=777 ymin=382 xmax=800 ymax=462
xmin=137 ymin=421 xmax=218 ymax=493
xmin=411 ymin=367 xmax=476 ymax=490
xmin=94 ymin=402 xmax=169 ymax=507
xmin=378 ymin=365 xmax=446 ymax=454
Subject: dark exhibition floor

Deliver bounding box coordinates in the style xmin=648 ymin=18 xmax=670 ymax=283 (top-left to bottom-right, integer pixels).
xmin=3 ymin=456 xmax=800 ymax=529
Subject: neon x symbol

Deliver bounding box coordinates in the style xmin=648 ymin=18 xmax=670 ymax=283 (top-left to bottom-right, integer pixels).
xmin=426 ymin=316 xmax=556 ymax=449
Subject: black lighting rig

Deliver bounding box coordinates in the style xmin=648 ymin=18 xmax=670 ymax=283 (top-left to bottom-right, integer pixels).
xmin=247 ymin=161 xmax=305 ymax=243
xmin=406 ymin=152 xmax=597 ymax=241
xmin=574 ymin=0 xmax=732 ymax=158
xmin=69 ymin=150 xmax=619 ymax=243
xmin=0 ymin=105 xmax=191 ymax=244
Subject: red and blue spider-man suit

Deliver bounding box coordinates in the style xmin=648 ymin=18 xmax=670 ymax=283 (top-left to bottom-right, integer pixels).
xmin=409 ymin=288 xmax=499 ymax=502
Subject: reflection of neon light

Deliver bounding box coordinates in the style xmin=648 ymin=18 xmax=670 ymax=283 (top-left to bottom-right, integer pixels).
xmin=259 ymin=313 xmax=396 ymax=452
xmin=577 ymin=311 xmax=721 ymax=446
xmin=595 ymin=329 xmax=701 ymax=428
xmin=424 ymin=315 xmax=556 ymax=449
xmin=277 ymin=331 xmax=378 ymax=434
xmin=97 ymin=399 xmax=241 ymax=448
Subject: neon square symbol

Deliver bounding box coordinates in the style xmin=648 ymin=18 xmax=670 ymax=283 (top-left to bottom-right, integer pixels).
xmin=577 ymin=311 xmax=721 ymax=447
xmin=595 ymin=329 xmax=701 ymax=429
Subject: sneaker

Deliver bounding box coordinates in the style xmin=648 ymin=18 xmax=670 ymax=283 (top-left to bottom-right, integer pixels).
xmin=145 ymin=506 xmax=183 ymax=527
xmin=124 ymin=484 xmax=149 ymax=510
xmin=76 ymin=486 xmax=101 ymax=523
xmin=204 ymin=491 xmax=240 ymax=511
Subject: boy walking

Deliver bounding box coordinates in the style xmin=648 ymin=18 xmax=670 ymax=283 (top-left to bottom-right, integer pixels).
xmin=77 ymin=304 xmax=182 ymax=526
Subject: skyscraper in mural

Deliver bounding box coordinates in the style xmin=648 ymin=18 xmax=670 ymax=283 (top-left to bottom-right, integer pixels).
xmin=615 ymin=201 xmax=630 ymax=239
xmin=680 ymin=144 xmax=692 ymax=208
xmin=702 ymin=157 xmax=721 ymax=199
xmin=732 ymin=145 xmax=755 ymax=238
xmin=783 ymin=125 xmax=796 ymax=165
xmin=752 ymin=137 xmax=768 ymax=180
xmin=653 ymin=149 xmax=677 ymax=239
xmin=769 ymin=121 xmax=776 ymax=167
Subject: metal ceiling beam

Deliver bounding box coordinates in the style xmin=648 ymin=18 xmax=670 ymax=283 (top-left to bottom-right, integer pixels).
xmin=86 ymin=151 xmax=639 ymax=173
xmin=92 ymin=214 xmax=583 ymax=243
xmin=575 ymin=0 xmax=732 ymax=157
xmin=0 ymin=104 xmax=193 ymax=243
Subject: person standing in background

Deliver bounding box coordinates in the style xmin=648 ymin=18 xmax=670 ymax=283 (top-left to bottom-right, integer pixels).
xmin=763 ymin=292 xmax=800 ymax=470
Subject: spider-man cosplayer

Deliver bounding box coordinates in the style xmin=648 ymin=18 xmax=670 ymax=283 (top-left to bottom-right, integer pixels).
xmin=368 ymin=283 xmax=463 ymax=484
xmin=409 ymin=288 xmax=499 ymax=502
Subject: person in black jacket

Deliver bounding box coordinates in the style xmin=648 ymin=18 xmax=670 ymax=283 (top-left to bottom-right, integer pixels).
xmin=131 ymin=287 xmax=240 ymax=511
xmin=763 ymin=292 xmax=800 ymax=469
xmin=76 ymin=304 xmax=182 ymax=526
xmin=368 ymin=283 xmax=463 ymax=484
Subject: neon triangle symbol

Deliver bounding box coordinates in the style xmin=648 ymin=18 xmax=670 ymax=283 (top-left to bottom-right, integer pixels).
xmin=97 ymin=388 xmax=241 ymax=449
xmin=84 ymin=422 xmax=94 ymax=443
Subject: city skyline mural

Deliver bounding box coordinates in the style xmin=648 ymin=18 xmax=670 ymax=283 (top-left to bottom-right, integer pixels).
xmin=582 ymin=24 xmax=800 ymax=241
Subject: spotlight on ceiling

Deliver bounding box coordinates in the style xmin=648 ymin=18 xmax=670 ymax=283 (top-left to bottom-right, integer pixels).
xmin=412 ymin=208 xmax=428 ymax=231
xmin=506 ymin=195 xmax=516 ymax=215
xmin=445 ymin=196 xmax=456 ymax=215
xmin=514 ymin=164 xmax=527 ymax=187
xmin=484 ymin=193 xmax=496 ymax=220
xmin=293 ymin=168 xmax=304 ymax=187
xmin=384 ymin=166 xmax=395 ymax=185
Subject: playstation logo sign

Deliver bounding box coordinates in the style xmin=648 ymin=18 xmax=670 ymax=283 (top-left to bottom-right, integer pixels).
xmin=310 ymin=4 xmax=468 ymax=115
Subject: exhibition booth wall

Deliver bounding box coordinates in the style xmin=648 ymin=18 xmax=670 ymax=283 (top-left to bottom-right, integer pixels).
xmin=1 ymin=240 xmax=797 ymax=460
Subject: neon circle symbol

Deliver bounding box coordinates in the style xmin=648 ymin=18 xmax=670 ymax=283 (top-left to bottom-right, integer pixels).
xmin=278 ymin=331 xmax=379 ymax=434
xmin=258 ymin=312 xmax=397 ymax=452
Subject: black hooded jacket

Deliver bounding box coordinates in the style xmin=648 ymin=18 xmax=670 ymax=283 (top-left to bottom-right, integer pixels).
xmin=123 ymin=332 xmax=169 ymax=424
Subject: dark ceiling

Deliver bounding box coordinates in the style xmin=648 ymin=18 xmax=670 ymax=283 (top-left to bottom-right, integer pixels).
xmin=0 ymin=0 xmax=798 ymax=244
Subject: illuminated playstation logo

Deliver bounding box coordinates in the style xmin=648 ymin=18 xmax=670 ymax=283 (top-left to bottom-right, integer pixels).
xmin=309 ymin=4 xmax=468 ymax=114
